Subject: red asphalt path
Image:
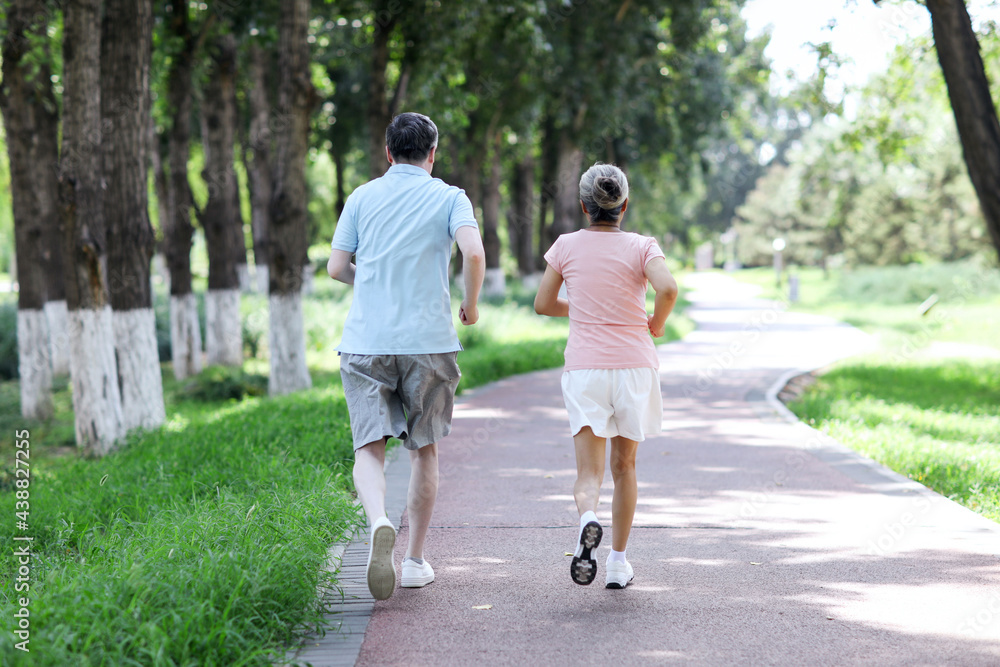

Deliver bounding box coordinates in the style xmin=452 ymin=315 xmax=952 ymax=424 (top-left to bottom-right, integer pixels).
xmin=319 ymin=274 xmax=1000 ymax=666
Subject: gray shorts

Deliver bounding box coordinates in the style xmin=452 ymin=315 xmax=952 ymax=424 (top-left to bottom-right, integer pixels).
xmin=340 ymin=352 xmax=461 ymax=451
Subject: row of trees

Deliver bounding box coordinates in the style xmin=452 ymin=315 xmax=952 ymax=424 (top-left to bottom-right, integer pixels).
xmin=2 ymin=0 xmax=999 ymax=454
xmin=1 ymin=0 xmax=315 ymax=453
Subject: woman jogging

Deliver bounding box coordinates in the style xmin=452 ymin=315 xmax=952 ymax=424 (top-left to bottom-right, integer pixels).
xmin=534 ymin=162 xmax=679 ymax=589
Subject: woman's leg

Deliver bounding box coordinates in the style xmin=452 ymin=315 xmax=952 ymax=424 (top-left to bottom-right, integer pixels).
xmin=609 ymin=436 xmax=639 ymax=552
xmin=573 ymin=426 xmax=607 ymax=516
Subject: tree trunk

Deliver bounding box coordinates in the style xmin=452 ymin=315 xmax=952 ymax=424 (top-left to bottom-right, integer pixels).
xmin=550 ymin=131 xmax=584 ymax=239
xmin=924 ymin=0 xmax=1000 ymax=263
xmin=332 ymin=147 xmax=346 ymax=217
xmin=1 ymin=0 xmax=54 ymax=419
xmin=481 ymin=132 xmax=505 ymax=297
xmin=33 ymin=46 xmax=70 ymax=377
xmin=201 ymin=33 xmax=243 ymax=367
xmin=163 ymin=1 xmax=204 ymax=379
xmin=101 ymin=0 xmax=164 ymax=433
xmin=508 ymin=148 xmax=535 ymax=276
xmin=367 ymin=1 xmax=397 ymax=180
xmin=268 ymin=0 xmax=315 ymax=395
xmin=232 ymin=79 xmax=250 ymax=293
xmin=537 ymin=114 xmax=558 ymax=267
xmin=59 ymin=0 xmax=125 ymax=453
xmin=245 ymin=41 xmax=272 ymax=294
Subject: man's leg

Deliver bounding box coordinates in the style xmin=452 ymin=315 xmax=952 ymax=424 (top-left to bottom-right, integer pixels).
xmin=405 ymin=442 xmax=438 ymax=560
xmin=354 ymin=438 xmax=388 ymax=524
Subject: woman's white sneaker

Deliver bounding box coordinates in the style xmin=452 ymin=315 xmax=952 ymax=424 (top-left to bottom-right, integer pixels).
xmin=401 ymin=558 xmax=435 ymax=588
xmin=605 ymin=560 xmax=634 ymax=589
xmin=366 ymin=516 xmax=397 ymax=600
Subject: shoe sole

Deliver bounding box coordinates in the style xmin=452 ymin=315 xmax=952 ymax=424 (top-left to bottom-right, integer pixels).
xmin=605 ymin=576 xmax=633 ymax=590
xmin=400 ymin=574 xmax=434 ymax=588
xmin=367 ymin=523 xmax=396 ymax=600
xmin=571 ymin=521 xmax=603 ymax=586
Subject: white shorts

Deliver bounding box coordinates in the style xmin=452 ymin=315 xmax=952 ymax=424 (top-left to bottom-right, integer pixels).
xmin=561 ymin=367 xmax=663 ymax=442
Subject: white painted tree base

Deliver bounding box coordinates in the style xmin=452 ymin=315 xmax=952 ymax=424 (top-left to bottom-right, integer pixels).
xmin=69 ymin=307 xmax=124 ymax=454
xmin=255 ymin=265 xmax=269 ymax=294
xmin=238 ymin=263 xmax=252 ymax=293
xmin=269 ymin=291 xmax=311 ymax=396
xmin=483 ymin=268 xmax=507 ymax=298
xmin=113 ymin=308 xmax=166 ymax=431
xmin=170 ymin=294 xmax=203 ymax=380
xmin=17 ymin=309 xmax=54 ymax=420
xmin=205 ymin=288 xmax=243 ymax=366
xmin=44 ymin=299 xmax=70 ymax=375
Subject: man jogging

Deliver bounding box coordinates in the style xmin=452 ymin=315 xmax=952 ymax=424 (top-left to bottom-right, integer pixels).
xmin=327 ymin=112 xmax=486 ymax=600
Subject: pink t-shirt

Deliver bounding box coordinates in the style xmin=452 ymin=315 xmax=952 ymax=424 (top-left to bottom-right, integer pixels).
xmin=543 ymin=230 xmax=665 ymax=371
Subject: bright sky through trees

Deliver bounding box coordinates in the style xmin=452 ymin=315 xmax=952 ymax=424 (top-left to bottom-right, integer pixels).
xmin=742 ymin=0 xmax=1000 ymax=99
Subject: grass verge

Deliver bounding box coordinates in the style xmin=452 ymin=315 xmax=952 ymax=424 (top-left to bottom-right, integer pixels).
xmin=727 ymin=261 xmax=1000 ymax=524
xmin=788 ymin=359 xmax=1000 ymax=521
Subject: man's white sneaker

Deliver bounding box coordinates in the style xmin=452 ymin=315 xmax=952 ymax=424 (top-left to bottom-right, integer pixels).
xmin=571 ymin=520 xmax=603 ymax=585
xmin=400 ymin=558 xmax=435 ymax=588
xmin=605 ymin=559 xmax=634 ymax=589
xmin=366 ymin=516 xmax=397 ymax=600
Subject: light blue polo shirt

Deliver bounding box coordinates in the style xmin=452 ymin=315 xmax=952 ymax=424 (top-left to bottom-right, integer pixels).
xmin=331 ymin=163 xmax=478 ymax=354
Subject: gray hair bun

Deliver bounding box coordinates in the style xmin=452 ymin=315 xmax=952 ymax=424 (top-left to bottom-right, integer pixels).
xmin=579 ymin=163 xmax=629 ymax=212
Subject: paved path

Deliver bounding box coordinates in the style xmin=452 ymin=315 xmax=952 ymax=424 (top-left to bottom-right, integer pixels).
xmin=293 ymin=273 xmax=1000 ymax=666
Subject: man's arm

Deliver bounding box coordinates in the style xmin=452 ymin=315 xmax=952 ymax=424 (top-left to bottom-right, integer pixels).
xmin=327 ymin=249 xmax=356 ymax=285
xmin=534 ymin=265 xmax=568 ymax=317
xmin=455 ymin=225 xmax=485 ymax=325
xmin=645 ymin=258 xmax=679 ymax=337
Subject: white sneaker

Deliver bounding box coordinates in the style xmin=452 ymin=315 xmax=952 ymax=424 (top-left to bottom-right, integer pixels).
xmin=400 ymin=558 xmax=435 ymax=588
xmin=605 ymin=559 xmax=634 ymax=589
xmin=366 ymin=516 xmax=397 ymax=600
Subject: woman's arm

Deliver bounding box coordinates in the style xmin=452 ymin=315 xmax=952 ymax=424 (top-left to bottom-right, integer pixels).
xmin=534 ymin=265 xmax=569 ymax=317
xmin=645 ymin=258 xmax=678 ymax=337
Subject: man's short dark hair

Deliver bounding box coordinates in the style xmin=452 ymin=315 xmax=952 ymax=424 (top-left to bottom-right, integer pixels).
xmin=385 ymin=112 xmax=438 ymax=163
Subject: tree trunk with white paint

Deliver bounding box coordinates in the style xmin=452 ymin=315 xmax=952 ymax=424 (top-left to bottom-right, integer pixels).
xmin=269 ymin=292 xmax=311 ymax=395
xmin=1 ymin=0 xmax=55 ymax=417
xmin=112 ymin=309 xmax=165 ymax=430
xmin=59 ymin=0 xmax=125 ymax=453
xmin=17 ymin=310 xmax=53 ymax=420
xmin=163 ymin=1 xmax=205 ymax=379
xmin=170 ymin=294 xmax=203 ymax=378
xmin=69 ymin=308 xmax=125 ymax=452
xmin=481 ymin=133 xmax=505 ymax=297
xmin=268 ymin=0 xmax=315 ymax=395
xmin=102 ymin=0 xmax=164 ymax=433
xmin=44 ymin=300 xmax=70 ymax=375
xmin=205 ymin=289 xmax=243 ymax=366
xmin=201 ymin=33 xmax=244 ymax=366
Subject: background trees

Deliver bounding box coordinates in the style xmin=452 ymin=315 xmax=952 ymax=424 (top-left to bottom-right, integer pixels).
xmin=1 ymin=0 xmax=998 ymax=451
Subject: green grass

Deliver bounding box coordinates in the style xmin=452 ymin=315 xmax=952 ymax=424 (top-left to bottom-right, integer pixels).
xmin=727 ymin=261 xmax=1000 ymax=524
xmin=789 ymin=359 xmax=1000 ymax=521
xmin=0 ymin=279 xmax=692 ymax=665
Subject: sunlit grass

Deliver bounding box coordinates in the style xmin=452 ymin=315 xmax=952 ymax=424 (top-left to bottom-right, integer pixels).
xmin=789 ymin=359 xmax=1000 ymax=521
